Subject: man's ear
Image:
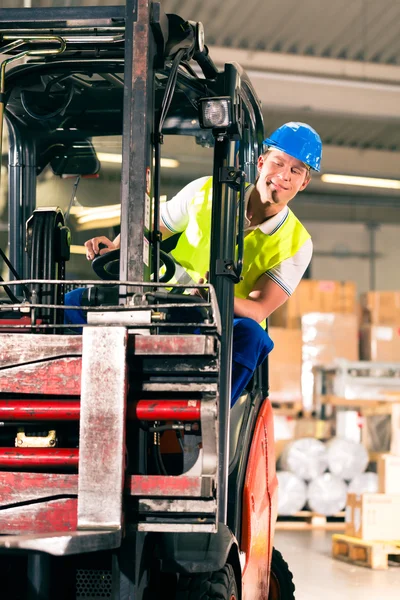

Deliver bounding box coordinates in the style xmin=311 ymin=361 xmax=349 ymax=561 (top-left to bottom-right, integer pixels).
xmin=299 ymin=173 xmax=311 ymax=192
xmin=257 ymin=154 xmax=265 ymax=174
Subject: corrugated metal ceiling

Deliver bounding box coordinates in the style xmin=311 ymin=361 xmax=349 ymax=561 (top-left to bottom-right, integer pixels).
xmin=8 ymin=0 xmax=400 ymax=65
xmin=263 ymin=110 xmax=400 ymax=151
xmin=162 ymin=0 xmax=400 ymax=65
xmin=6 ymin=1 xmax=400 ymax=156
xmin=161 ymin=0 xmax=400 ymax=154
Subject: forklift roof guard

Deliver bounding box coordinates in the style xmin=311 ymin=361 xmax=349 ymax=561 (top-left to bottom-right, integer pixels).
xmin=0 ymin=6 xmax=262 ymax=149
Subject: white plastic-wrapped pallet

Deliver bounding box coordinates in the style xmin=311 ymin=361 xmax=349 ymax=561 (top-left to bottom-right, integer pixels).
xmin=307 ymin=473 xmax=348 ymax=515
xmin=327 ymin=437 xmax=369 ymax=480
xmin=277 ymin=471 xmax=307 ymax=515
xmin=348 ymin=472 xmax=378 ymax=494
xmin=279 ymin=437 xmax=328 ymax=481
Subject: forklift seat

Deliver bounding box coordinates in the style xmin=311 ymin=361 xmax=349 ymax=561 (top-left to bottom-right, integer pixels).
xmin=229 ymin=391 xmax=251 ymax=465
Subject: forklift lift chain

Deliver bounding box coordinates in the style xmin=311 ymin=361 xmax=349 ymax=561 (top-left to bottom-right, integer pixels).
xmin=25 ymin=207 xmax=70 ymax=326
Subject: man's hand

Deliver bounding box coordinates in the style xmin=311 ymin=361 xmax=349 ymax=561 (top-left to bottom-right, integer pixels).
xmin=190 ymin=272 xmax=209 ymax=299
xmin=84 ymin=236 xmax=118 ymax=261
xmin=233 ymin=274 xmax=288 ymax=323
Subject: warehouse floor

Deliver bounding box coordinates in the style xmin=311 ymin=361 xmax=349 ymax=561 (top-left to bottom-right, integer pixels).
xmin=275 ymin=530 xmax=400 ymax=599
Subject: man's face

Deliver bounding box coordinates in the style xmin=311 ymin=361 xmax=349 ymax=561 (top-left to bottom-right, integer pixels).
xmin=256 ymin=149 xmax=310 ymax=210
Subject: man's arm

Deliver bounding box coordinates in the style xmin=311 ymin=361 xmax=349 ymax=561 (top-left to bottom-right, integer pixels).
xmin=234 ymin=238 xmax=313 ymax=323
xmin=233 ymin=274 xmax=288 ymax=323
xmin=83 ymin=209 xmax=178 ymax=260
xmin=84 ymin=177 xmax=209 ymax=260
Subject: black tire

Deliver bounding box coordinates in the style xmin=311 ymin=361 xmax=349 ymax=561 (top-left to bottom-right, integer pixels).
xmin=176 ymin=563 xmax=238 ymax=599
xmin=268 ymin=548 xmax=295 ymax=599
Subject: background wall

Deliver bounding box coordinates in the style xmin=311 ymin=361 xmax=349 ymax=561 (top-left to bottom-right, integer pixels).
xmin=302 ymin=221 xmax=397 ymax=295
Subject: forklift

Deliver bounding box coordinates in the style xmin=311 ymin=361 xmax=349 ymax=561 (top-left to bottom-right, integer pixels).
xmin=0 ymin=2 xmax=294 ymax=598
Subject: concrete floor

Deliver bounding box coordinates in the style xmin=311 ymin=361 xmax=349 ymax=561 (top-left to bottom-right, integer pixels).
xmin=274 ymin=529 xmax=400 ymax=599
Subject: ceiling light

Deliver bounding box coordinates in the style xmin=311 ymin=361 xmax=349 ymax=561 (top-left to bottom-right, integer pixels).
xmin=97 ymin=153 xmax=179 ymax=169
xmin=76 ymin=217 xmax=120 ymax=232
xmin=77 ymin=208 xmax=121 ymax=225
xmin=159 ymin=158 xmax=179 ymax=169
xmin=97 ymin=152 xmax=122 ymax=164
xmin=321 ymin=173 xmax=400 ymax=190
xmin=69 ymin=204 xmax=120 ymax=217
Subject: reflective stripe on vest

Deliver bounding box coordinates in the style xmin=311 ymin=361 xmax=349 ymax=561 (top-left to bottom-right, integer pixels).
xmin=170 ymin=176 xmax=311 ymax=320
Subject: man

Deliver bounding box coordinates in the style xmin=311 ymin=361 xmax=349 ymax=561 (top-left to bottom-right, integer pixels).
xmin=67 ymin=121 xmax=322 ymax=405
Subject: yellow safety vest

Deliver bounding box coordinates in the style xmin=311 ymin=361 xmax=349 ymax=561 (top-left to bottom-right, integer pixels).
xmin=170 ymin=177 xmax=311 ymax=323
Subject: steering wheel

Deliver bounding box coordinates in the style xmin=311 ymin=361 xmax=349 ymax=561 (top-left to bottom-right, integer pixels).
xmin=91 ymin=248 xmax=176 ymax=282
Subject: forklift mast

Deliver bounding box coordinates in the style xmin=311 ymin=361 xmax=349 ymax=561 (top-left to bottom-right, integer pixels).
xmin=0 ymin=2 xmax=284 ymax=600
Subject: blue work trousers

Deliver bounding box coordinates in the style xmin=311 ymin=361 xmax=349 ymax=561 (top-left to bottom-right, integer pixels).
xmin=64 ymin=290 xmax=274 ymax=406
xmin=231 ymin=317 xmax=274 ymax=406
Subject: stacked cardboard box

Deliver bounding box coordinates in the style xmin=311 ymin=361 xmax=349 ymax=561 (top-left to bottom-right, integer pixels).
xmin=344 ymin=438 xmax=400 ymax=543
xmin=294 ymin=417 xmax=332 ymax=440
xmin=270 ymin=289 xmax=400 ymax=398
xmin=378 ymin=454 xmax=400 ymax=494
xmin=361 ymin=291 xmax=400 ymax=325
xmin=360 ymin=291 xmax=400 ymax=361
xmin=302 ymin=313 xmax=359 ymax=410
xmin=270 ymin=280 xmax=357 ymax=329
xmin=345 ymin=492 xmax=400 ymax=540
xmin=360 ymin=325 xmax=400 ymax=361
xmin=268 ymin=327 xmax=302 ymax=405
xmin=268 ymin=280 xmax=358 ymax=411
xmin=302 ymin=313 xmax=359 ymax=365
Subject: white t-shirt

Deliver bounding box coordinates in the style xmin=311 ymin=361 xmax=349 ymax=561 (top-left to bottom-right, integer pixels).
xmin=161 ymin=176 xmax=313 ymax=296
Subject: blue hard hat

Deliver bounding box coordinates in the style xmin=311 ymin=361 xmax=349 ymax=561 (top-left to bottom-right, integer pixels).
xmin=263 ymin=121 xmax=322 ymax=172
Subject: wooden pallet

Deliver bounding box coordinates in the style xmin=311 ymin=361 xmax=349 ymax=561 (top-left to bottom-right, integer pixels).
xmin=276 ymin=510 xmax=345 ymax=531
xmin=332 ymin=534 xmax=400 ymax=569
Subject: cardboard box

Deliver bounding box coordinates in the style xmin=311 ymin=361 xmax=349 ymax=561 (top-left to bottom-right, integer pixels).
xmin=345 ymin=493 xmax=400 ymax=540
xmin=361 ymin=291 xmax=400 ymax=325
xmin=294 ymin=417 xmax=332 ymax=440
xmin=378 ymin=454 xmax=400 ymax=494
xmin=302 ymin=313 xmax=359 ymax=365
xmin=302 ymin=313 xmax=359 ymax=410
xmin=268 ymin=327 xmax=302 ymax=403
xmin=270 ymin=280 xmax=357 ymax=329
xmin=360 ymin=325 xmax=400 ymax=361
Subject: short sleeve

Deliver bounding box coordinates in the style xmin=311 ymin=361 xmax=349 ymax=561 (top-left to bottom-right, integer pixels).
xmin=161 ymin=176 xmax=210 ymax=233
xmin=266 ymin=238 xmax=313 ymax=296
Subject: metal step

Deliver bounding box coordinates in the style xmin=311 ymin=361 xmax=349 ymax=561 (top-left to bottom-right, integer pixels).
xmin=0 ymin=529 xmax=121 ymax=556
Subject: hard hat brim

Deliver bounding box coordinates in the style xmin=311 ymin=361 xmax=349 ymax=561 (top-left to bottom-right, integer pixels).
xmin=263 ymin=139 xmax=321 ymax=172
